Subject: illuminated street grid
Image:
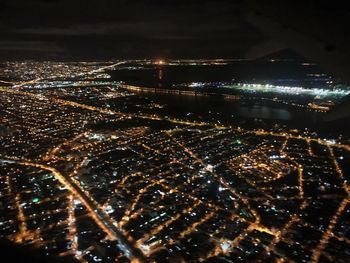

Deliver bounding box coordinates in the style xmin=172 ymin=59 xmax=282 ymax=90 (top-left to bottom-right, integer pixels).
xmin=0 ymin=61 xmax=350 ymax=263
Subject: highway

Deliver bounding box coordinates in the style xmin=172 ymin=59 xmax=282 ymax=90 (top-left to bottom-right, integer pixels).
xmin=2 ymin=158 xmax=146 ymax=263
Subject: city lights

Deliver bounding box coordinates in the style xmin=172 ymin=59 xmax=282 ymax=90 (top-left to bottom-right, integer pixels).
xmin=0 ymin=60 xmax=349 ymax=263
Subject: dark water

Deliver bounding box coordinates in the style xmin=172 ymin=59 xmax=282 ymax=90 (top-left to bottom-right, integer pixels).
xmin=107 ymin=59 xmax=329 ymax=125
xmin=109 ymin=60 xmax=331 ymax=89
xmin=237 ymin=104 xmax=292 ymax=120
xmin=124 ymin=91 xmax=320 ymax=126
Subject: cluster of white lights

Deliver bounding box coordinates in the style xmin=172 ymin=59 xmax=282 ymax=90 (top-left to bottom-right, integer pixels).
xmin=188 ymin=82 xmax=206 ymax=88
xmin=227 ymin=83 xmax=350 ymax=98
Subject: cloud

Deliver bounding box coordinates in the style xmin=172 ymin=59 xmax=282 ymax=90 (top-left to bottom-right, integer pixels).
xmin=0 ymin=40 xmax=65 ymax=52
xmin=0 ymin=0 xmax=262 ymax=59
xmin=13 ymin=22 xmax=196 ymax=38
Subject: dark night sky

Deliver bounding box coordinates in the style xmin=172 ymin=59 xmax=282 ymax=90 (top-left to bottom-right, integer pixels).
xmin=1 ymin=0 xmax=350 ymax=81
xmin=0 ymin=0 xmax=261 ymax=59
